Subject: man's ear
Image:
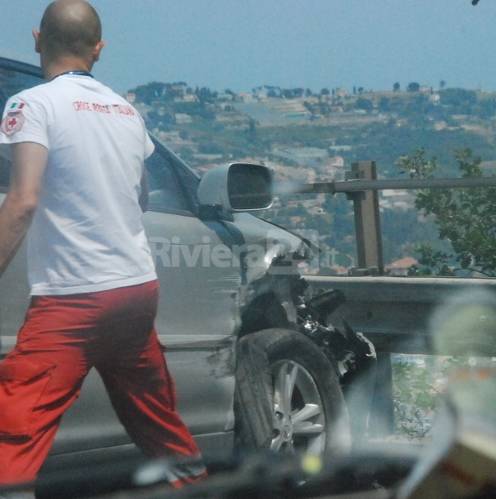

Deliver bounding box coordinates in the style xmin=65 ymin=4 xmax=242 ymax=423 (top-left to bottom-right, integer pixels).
xmin=92 ymin=40 xmax=105 ymax=62
xmin=32 ymin=29 xmax=41 ymax=54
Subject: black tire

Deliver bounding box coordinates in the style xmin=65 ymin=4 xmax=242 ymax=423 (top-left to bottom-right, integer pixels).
xmin=234 ymin=332 xmax=274 ymax=450
xmin=234 ymin=328 xmax=350 ymax=455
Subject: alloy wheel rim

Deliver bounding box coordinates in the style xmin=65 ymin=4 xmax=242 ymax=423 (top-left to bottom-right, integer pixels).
xmin=270 ymin=360 xmax=326 ymax=455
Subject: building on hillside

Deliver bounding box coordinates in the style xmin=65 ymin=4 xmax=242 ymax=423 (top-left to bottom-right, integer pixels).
xmin=238 ymin=92 xmax=255 ymax=103
xmin=169 ymin=82 xmax=188 ymax=98
xmin=481 ymin=160 xmax=496 ymax=175
xmin=329 ymin=145 xmax=352 ymax=153
xmin=386 ymin=256 xmax=418 ymax=276
xmin=434 ymin=121 xmax=447 ymax=131
xmin=219 ymin=102 xmax=235 ymax=111
xmin=289 ymin=216 xmax=304 ymax=226
xmin=182 ymin=94 xmax=199 ymax=103
xmin=380 ymin=189 xmax=415 ymax=211
xmin=308 ymin=206 xmax=325 ymax=215
xmin=217 ymin=92 xmax=235 ymax=102
xmin=271 ymin=146 xmax=328 ymax=167
xmin=156 ymin=130 xmax=195 ymax=151
xmin=328 ymin=156 xmax=345 ymax=168
xmin=429 ymin=93 xmax=441 ymax=104
xmin=327 ymin=265 xmax=349 ymax=276
xmin=252 ymin=86 xmax=268 ymax=100
xmin=175 ymin=113 xmax=193 ymax=125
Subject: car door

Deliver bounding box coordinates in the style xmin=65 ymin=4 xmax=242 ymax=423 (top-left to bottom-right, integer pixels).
xmin=54 ymin=143 xmax=240 ymax=455
xmin=141 ymin=143 xmax=240 ymax=440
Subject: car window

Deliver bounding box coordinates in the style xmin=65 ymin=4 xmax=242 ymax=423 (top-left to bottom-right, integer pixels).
xmin=145 ymin=145 xmax=194 ymax=214
xmin=172 ymin=158 xmax=200 ymax=210
xmin=0 ymin=64 xmax=43 ymax=116
xmin=0 ymin=64 xmax=44 ymax=191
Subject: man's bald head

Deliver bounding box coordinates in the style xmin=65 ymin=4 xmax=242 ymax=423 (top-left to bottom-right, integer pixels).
xmin=39 ymin=0 xmax=102 ymax=60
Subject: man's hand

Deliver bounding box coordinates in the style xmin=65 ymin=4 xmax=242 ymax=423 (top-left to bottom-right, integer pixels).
xmin=0 ymin=142 xmax=48 ymax=277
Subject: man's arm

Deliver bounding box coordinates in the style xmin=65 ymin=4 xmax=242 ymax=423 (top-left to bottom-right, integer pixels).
xmin=0 ymin=142 xmax=48 ymax=276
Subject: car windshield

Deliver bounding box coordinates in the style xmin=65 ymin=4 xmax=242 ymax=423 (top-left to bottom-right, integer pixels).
xmin=1 ymin=2 xmax=495 ymax=497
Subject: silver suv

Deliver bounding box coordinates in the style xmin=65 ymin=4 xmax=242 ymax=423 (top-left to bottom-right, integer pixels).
xmin=0 ymin=57 xmax=364 ymax=474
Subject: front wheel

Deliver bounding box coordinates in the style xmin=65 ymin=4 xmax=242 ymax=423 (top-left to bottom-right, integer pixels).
xmin=234 ymin=328 xmax=350 ymax=456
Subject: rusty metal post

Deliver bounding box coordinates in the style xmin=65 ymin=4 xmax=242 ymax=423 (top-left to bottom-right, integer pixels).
xmin=347 ymin=162 xmax=384 ymax=275
xmin=347 ymin=163 xmax=392 ymax=436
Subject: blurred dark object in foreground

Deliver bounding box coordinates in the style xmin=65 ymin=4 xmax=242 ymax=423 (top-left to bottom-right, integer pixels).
xmin=12 ymin=444 xmax=416 ymax=499
xmin=3 ymin=441 xmax=495 ymax=498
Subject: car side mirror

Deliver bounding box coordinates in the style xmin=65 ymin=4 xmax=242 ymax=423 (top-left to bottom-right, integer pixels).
xmin=197 ymin=163 xmax=273 ymax=215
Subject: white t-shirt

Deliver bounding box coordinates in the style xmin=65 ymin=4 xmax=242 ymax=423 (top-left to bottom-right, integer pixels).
xmin=0 ymin=74 xmax=157 ymax=295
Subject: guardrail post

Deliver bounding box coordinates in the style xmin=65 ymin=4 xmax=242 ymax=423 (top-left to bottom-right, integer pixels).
xmin=347 ymin=162 xmax=384 ymax=275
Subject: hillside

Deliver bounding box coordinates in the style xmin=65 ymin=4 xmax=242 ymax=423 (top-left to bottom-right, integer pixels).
xmin=127 ymin=82 xmax=496 ymax=275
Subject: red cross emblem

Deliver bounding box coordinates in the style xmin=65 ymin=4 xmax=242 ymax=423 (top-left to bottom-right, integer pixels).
xmin=1 ymin=110 xmax=25 ymax=136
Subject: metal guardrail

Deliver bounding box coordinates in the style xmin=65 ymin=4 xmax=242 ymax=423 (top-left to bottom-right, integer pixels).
xmin=300 ymin=175 xmax=496 ymax=194
xmin=305 ymin=276 xmax=496 ymax=355
xmin=296 ymin=161 xmax=496 ymax=275
xmin=295 ymin=161 xmax=496 ymax=355
xmin=297 ymin=165 xmax=496 ymax=434
xmin=305 ymin=275 xmax=496 ymax=436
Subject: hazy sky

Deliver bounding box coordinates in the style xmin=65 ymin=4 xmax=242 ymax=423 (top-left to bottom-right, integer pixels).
xmin=2 ymin=0 xmax=495 ymax=93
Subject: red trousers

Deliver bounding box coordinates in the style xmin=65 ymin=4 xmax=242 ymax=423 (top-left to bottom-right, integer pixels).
xmin=0 ymin=280 xmax=205 ymax=487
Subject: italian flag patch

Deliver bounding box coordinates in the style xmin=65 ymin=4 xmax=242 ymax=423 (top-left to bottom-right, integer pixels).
xmin=1 ymin=102 xmax=26 ymax=136
xmin=9 ymin=102 xmax=25 ymax=110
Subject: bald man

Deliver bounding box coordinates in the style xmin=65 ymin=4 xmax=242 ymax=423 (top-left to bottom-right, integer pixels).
xmin=0 ymin=0 xmax=205 ymax=488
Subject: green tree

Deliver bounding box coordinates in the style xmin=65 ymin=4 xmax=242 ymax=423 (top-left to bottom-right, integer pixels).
xmin=379 ymin=97 xmax=391 ymax=112
xmin=440 ymin=88 xmax=476 ymax=106
xmin=397 ymin=148 xmax=496 ymax=276
xmin=393 ymin=82 xmax=401 ymax=92
xmin=246 ymin=118 xmax=257 ymax=143
xmin=131 ymin=82 xmax=169 ymax=104
xmin=478 ymin=97 xmax=496 ymax=119
xmin=407 ymin=82 xmax=420 ymax=93
xmin=355 ymin=97 xmax=373 ymax=112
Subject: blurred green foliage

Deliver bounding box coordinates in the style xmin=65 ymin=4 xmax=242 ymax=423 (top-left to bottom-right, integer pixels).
xmin=397 ymin=149 xmax=496 ymax=277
